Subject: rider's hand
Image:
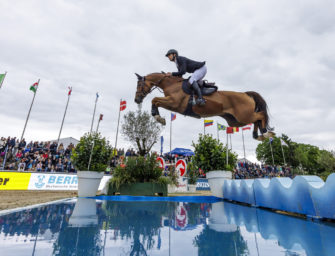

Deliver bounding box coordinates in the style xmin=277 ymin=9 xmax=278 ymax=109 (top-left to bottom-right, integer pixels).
xmin=166 ymin=72 xmax=172 ymax=76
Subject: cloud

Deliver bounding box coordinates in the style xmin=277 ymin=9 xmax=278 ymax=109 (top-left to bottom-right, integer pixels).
xmin=0 ymin=0 xmax=334 ymax=161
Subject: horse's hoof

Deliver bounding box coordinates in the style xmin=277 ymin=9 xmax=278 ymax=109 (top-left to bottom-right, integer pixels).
xmin=257 ymin=135 xmax=265 ymax=141
xmin=263 ymin=132 xmax=275 ymax=138
xmin=154 ymin=115 xmax=166 ymax=125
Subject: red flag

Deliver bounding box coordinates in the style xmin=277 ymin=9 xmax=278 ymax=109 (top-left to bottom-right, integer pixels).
xmin=68 ymin=86 xmax=72 ymax=96
xmin=242 ymin=127 xmax=251 ymax=131
xmin=226 ymin=127 xmax=234 ymax=134
xmin=120 ymin=100 xmax=126 ymax=111
xmin=171 ymin=113 xmax=176 ymax=121
xmin=99 ymin=114 xmax=103 ymax=121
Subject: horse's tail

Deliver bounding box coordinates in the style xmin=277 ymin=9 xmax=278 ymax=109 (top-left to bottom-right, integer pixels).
xmin=245 ymin=91 xmax=273 ymax=131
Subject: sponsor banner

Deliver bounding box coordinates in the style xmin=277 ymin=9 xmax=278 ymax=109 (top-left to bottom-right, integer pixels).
xmin=28 ymin=173 xmax=78 ymax=190
xmin=196 ymin=178 xmax=210 ymax=191
xmin=0 ymin=172 xmax=31 ymax=190
xmin=28 ymin=173 xmax=112 ymax=191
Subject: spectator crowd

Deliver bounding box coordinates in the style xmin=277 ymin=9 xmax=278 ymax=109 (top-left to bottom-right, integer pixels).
xmin=0 ymin=137 xmax=75 ymax=172
xmin=1 ymin=136 xmax=293 ymax=179
xmin=234 ymin=161 xmax=292 ymax=179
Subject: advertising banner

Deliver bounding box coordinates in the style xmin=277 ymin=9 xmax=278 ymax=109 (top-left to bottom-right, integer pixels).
xmin=196 ymin=179 xmax=210 ymax=191
xmin=0 ymin=172 xmax=31 ymax=190
xmin=28 ymin=173 xmax=112 ymax=191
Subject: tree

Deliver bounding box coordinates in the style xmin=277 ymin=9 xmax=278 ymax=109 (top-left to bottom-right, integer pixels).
xmin=192 ymin=134 xmax=238 ymax=172
xmin=121 ymin=108 xmax=162 ymax=156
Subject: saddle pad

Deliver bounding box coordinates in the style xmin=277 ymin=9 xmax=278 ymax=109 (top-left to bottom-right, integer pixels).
xmin=182 ymin=80 xmax=218 ymax=96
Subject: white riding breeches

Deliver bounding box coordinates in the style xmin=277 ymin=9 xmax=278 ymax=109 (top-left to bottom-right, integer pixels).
xmin=189 ymin=65 xmax=207 ymax=84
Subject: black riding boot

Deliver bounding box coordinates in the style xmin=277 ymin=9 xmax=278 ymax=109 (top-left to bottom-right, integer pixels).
xmin=192 ymin=81 xmax=206 ymax=106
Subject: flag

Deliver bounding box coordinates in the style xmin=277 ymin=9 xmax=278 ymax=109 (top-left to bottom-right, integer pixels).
xmin=217 ymin=123 xmax=226 ymax=131
xmin=242 ymin=126 xmax=251 ymax=131
xmin=99 ymin=114 xmax=103 ymax=121
xmin=233 ymin=127 xmax=239 ymax=132
xmin=226 ymin=127 xmax=234 ymax=134
xmin=96 ymin=92 xmax=99 ymax=98
xmin=29 ymin=82 xmax=39 ymax=93
xmin=68 ymin=86 xmax=72 ymax=96
xmin=204 ymin=119 xmax=213 ymax=127
xmin=120 ymin=100 xmax=127 ymax=111
xmin=0 ymin=73 xmax=6 ymax=88
xmin=280 ymin=138 xmax=288 ymax=146
xmin=171 ymin=113 xmax=176 ymax=121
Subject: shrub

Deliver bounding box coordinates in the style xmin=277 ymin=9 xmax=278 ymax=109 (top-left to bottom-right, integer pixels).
xmin=110 ymin=154 xmax=170 ymax=189
xmin=192 ymin=134 xmax=237 ymax=173
xmin=71 ymin=132 xmax=112 ymax=172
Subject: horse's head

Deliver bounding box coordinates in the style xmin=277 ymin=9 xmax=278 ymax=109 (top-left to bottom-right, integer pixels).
xmin=134 ymin=73 xmax=150 ymax=104
xmin=134 ymin=73 xmax=166 ymax=104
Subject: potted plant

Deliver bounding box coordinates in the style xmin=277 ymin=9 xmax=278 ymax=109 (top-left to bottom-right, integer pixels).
xmin=72 ymin=132 xmax=112 ymax=197
xmin=192 ymin=134 xmax=237 ymax=198
xmin=187 ymin=161 xmax=198 ymax=193
xmin=108 ymin=154 xmax=172 ymax=196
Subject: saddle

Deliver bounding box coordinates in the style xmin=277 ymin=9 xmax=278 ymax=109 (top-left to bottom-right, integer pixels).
xmin=181 ymin=79 xmax=218 ymax=119
xmin=182 ymin=79 xmax=218 ymax=96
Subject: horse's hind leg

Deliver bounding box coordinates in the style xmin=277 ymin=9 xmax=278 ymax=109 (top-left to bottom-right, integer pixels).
xmin=151 ymin=104 xmax=166 ymax=125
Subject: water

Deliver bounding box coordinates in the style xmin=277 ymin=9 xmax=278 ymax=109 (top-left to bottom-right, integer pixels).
xmin=0 ymin=196 xmax=334 ymax=256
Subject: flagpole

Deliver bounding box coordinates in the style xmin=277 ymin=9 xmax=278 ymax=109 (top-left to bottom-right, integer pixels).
xmin=0 ymin=71 xmax=7 ymax=89
xmin=280 ymin=139 xmax=286 ymax=166
xmin=242 ymin=129 xmax=246 ymax=161
xmin=229 ymin=134 xmax=232 ymax=150
xmin=96 ymin=116 xmax=101 ymax=133
xmin=204 ymin=122 xmax=205 ymax=135
xmin=114 ymin=99 xmax=121 ymax=153
xmin=90 ymin=93 xmax=98 ymax=133
xmin=57 ymin=88 xmax=71 ymax=145
xmin=226 ymin=132 xmax=229 ymax=167
xmin=21 ymin=79 xmax=40 ymax=141
xmin=170 ymin=117 xmax=172 ymax=153
xmin=269 ymin=140 xmax=275 ymax=166
xmin=217 ymin=124 xmax=219 ymax=142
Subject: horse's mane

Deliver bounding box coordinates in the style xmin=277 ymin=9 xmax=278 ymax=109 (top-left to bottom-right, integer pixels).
xmin=147 ymin=72 xmax=183 ymax=82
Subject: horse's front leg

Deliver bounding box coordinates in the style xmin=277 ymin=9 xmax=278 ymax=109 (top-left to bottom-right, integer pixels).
xmin=151 ymin=96 xmax=174 ymax=126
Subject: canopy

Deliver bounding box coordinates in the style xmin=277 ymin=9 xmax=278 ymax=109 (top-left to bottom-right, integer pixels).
xmin=167 ymin=148 xmax=194 ymax=156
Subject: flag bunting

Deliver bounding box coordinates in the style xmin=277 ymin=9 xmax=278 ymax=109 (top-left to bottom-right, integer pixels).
xmin=120 ymin=100 xmax=127 ymax=111
xmin=204 ymin=119 xmax=213 ymax=127
xmin=226 ymin=127 xmax=234 ymax=134
xmin=217 ymin=123 xmax=226 ymax=130
xmin=29 ymin=82 xmax=39 ymax=93
xmin=0 ymin=73 xmax=6 ymax=87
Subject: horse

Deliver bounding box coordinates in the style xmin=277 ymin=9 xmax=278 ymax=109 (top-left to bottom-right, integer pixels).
xmin=134 ymin=72 xmax=275 ymax=141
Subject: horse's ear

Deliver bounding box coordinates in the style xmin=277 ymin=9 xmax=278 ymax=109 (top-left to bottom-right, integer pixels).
xmin=161 ymin=71 xmax=166 ymax=74
xmin=135 ymin=73 xmax=143 ymax=80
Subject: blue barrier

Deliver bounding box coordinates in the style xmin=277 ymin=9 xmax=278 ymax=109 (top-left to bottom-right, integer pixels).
xmin=223 ymin=173 xmax=335 ymax=220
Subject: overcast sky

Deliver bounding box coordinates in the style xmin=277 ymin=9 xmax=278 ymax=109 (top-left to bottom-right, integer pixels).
xmin=0 ymin=0 xmax=334 ymax=162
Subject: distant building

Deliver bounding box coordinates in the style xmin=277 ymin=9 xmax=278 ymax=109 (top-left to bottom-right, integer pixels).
xmin=50 ymin=137 xmax=79 ymax=148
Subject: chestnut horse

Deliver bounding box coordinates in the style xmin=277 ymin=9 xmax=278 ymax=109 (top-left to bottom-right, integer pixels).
xmin=134 ymin=72 xmax=274 ymax=140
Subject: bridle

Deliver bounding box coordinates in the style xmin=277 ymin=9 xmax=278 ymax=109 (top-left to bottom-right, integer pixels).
xmin=137 ymin=76 xmax=166 ymax=98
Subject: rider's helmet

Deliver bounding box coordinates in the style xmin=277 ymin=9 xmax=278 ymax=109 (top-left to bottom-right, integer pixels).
xmin=165 ymin=49 xmax=178 ymax=57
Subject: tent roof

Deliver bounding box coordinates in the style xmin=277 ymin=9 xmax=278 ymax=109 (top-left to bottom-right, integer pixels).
xmin=167 ymin=148 xmax=194 ymax=156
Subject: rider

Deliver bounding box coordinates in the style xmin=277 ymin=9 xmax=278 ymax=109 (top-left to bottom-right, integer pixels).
xmin=165 ymin=49 xmax=206 ymax=106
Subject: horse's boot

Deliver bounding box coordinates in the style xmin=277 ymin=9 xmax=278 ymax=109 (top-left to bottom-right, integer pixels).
xmin=192 ymin=81 xmax=206 ymax=106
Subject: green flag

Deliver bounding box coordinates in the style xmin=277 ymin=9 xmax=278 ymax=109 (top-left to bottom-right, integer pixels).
xmin=0 ymin=73 xmax=6 ymax=88
xmin=217 ymin=123 xmax=226 ymax=131
xmin=30 ymin=82 xmax=39 ymax=93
